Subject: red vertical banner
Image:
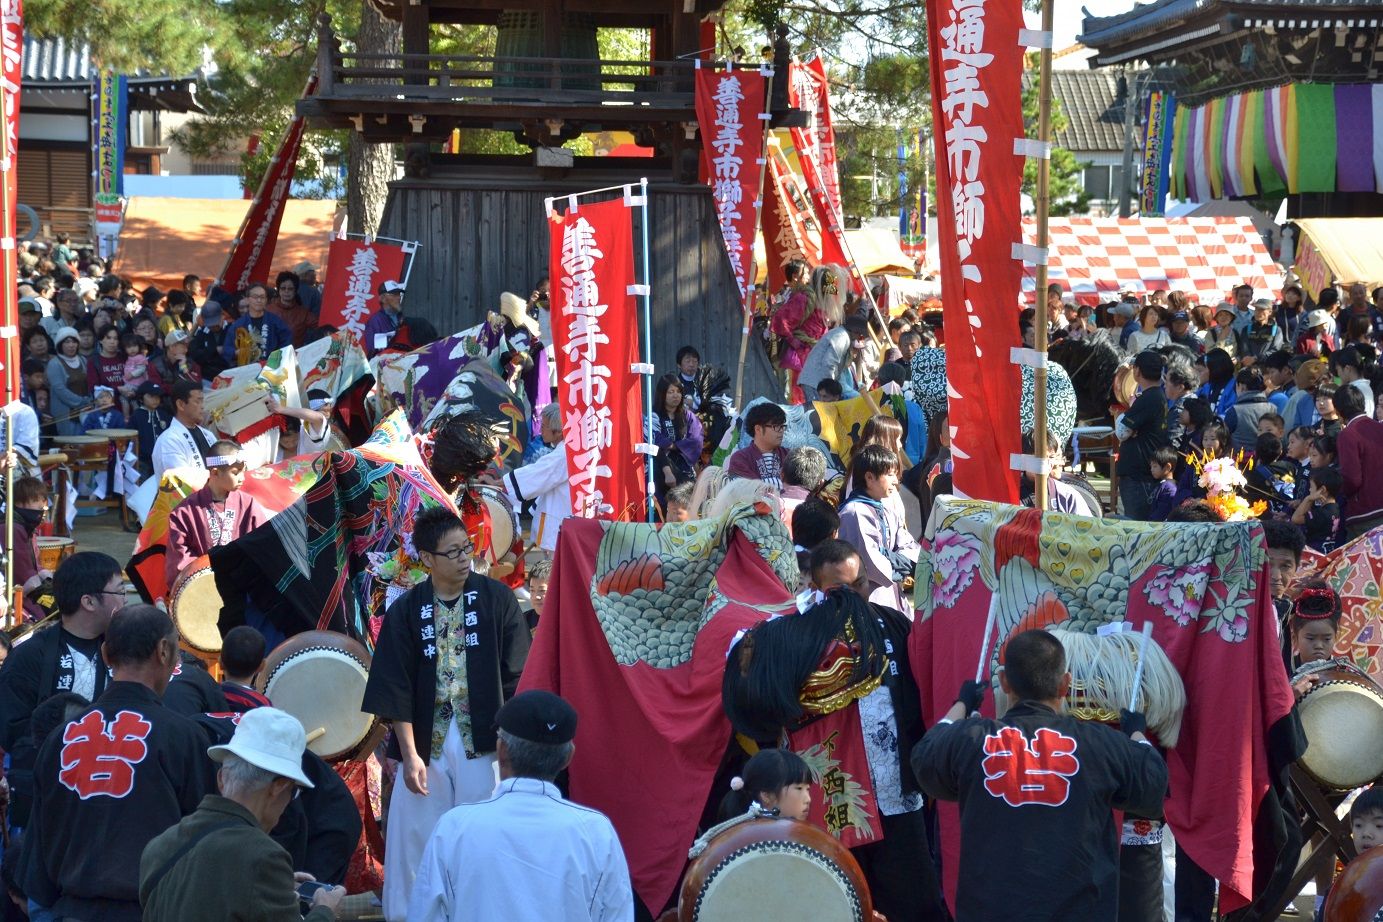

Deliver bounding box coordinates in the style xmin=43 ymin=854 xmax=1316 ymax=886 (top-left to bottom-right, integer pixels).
xmin=216 ymin=74 xmax=317 ymax=292
xmin=694 ymin=65 xmax=769 ymax=303
xmin=318 ymin=238 xmax=408 ymax=341
xmin=548 ymin=197 xmax=646 ymax=521
xmin=926 ymin=0 xmax=1025 ymax=504
xmin=0 ymin=0 xmax=21 ymax=388
xmin=763 ymin=152 xmax=821 ymax=292
xmin=788 ymin=58 xmax=851 ymax=273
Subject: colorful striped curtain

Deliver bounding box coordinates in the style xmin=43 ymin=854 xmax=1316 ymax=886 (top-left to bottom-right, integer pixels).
xmin=1169 ymin=82 xmax=1383 ymax=200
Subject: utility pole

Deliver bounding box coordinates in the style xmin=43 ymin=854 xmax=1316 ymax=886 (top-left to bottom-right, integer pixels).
xmin=1118 ymin=70 xmax=1142 ymax=218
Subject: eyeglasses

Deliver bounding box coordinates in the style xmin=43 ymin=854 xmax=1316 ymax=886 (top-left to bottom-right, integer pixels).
xmin=766 ymin=423 xmax=788 ymax=432
xmin=431 ymin=544 xmax=474 ymax=561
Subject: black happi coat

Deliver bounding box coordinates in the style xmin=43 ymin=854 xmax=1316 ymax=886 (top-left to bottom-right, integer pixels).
xmin=911 ymin=701 xmax=1167 ymax=922
xmin=874 ymin=603 xmax=926 ymax=799
xmin=362 ymin=574 xmax=529 ymax=763
xmin=194 ymin=713 xmax=362 ymax=886
xmin=0 ymin=622 xmax=111 ymax=826
xmin=28 ymin=681 xmax=208 ymax=922
xmin=162 ymin=651 xmax=230 ymax=716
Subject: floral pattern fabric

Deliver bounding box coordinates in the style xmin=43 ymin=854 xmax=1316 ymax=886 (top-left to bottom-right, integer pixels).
xmin=910 ymin=496 xmax=1295 ymax=914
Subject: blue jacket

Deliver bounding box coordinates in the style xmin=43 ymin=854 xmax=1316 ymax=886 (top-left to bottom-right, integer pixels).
xmin=220 ymin=313 xmax=292 ymax=366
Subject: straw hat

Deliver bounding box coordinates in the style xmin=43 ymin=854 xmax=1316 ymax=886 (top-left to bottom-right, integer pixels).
xmin=1296 ymin=358 xmax=1329 ymax=391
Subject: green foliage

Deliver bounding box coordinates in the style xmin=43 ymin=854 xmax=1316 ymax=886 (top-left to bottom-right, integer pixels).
xmin=26 ymin=0 xmax=228 ymax=72
xmin=1021 ymin=75 xmax=1091 ymax=216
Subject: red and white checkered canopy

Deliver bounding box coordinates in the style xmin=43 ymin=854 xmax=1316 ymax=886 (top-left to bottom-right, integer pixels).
xmin=1020 ymin=216 xmax=1283 ymax=306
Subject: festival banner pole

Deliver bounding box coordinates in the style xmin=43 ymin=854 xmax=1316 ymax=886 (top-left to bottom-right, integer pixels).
xmin=0 ymin=0 xmax=22 ymax=624
xmin=732 ymin=62 xmax=774 ymax=411
xmin=213 ymin=68 xmax=317 ymax=294
xmin=633 ymin=177 xmax=656 ymax=523
xmin=1029 ymin=0 xmax=1056 ymax=511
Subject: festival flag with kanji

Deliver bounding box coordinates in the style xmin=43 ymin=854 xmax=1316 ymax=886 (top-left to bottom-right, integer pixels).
xmin=924 ymin=0 xmax=1025 ymax=504
xmin=695 ymin=64 xmax=770 ymax=304
xmin=547 ymin=195 xmax=645 ymax=520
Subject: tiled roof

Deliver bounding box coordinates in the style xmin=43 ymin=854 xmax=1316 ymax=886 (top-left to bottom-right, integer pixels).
xmin=22 ymin=35 xmax=195 ymax=88
xmin=1023 ymin=70 xmax=1126 ymax=153
xmin=22 ymin=35 xmax=92 ymax=84
xmin=1080 ymin=0 xmax=1383 ymax=47
xmin=21 ymin=35 xmax=204 ymax=111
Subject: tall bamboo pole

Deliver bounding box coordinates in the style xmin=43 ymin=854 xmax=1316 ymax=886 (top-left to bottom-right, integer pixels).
xmin=1031 ymin=0 xmax=1056 ymax=511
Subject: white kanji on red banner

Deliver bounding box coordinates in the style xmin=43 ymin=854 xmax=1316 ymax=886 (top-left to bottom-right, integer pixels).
xmin=548 ymin=197 xmax=645 ymax=520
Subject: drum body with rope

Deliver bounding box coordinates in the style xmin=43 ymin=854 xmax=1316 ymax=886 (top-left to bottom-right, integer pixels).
xmin=169 ymin=555 xmax=225 ymax=659
xmin=473 ymin=483 xmax=519 ymax=579
xmin=34 ymin=536 xmax=74 ymax=572
xmin=1296 ymin=664 xmax=1383 ymax=791
xmin=1324 ymin=844 xmax=1383 ymax=922
xmin=256 ymin=630 xmax=381 ymax=761
xmin=53 ymin=434 xmax=109 ymax=463
xmin=677 ymin=817 xmax=875 ymax=922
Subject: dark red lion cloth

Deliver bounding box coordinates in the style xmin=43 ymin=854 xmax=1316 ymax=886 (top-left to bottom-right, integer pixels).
xmin=519 ymin=507 xmax=800 ymax=914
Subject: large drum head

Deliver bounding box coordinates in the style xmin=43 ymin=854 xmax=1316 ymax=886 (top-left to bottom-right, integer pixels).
xmin=691 ymin=840 xmax=864 ymax=922
xmin=679 ymin=818 xmax=872 ymax=922
xmin=1300 ymin=682 xmax=1383 ymax=790
xmin=260 ymin=631 xmax=374 ymax=761
xmin=170 ymin=561 xmax=224 ymax=655
xmin=474 ymin=484 xmax=517 ymax=563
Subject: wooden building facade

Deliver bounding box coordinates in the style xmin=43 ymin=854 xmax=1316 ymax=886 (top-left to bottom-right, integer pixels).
xmin=301 ymin=0 xmax=787 ymax=396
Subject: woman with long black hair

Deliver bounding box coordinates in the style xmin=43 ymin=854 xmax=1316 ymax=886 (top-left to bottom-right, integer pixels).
xmin=652 ymin=374 xmax=702 ymax=506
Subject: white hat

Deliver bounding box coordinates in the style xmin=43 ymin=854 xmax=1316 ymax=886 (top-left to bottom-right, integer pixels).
xmin=1305 ymin=309 xmax=1332 ymax=330
xmin=74 ymin=277 xmax=99 ymax=298
xmin=54 ymin=326 xmax=80 ymax=346
xmin=207 ymin=707 xmax=314 ymax=787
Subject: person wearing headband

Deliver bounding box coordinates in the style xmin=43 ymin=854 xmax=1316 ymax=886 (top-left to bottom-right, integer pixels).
xmin=1288 ymin=580 xmax=1346 ymax=698
xmin=164 ymin=440 xmax=271 ymax=594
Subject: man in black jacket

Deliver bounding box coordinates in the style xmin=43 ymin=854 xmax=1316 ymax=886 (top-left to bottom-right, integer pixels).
xmin=0 ymin=552 xmax=124 ymax=828
xmin=912 ymin=629 xmax=1168 ymax=922
xmin=26 ymin=604 xmax=208 ymax=922
xmin=1116 ymin=350 xmax=1169 ymax=520
xmin=189 ymin=301 xmax=229 ymax=382
xmin=361 ymin=506 xmax=530 ymax=922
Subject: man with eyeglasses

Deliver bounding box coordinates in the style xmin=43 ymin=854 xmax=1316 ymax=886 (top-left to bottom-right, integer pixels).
xmin=221 ymin=282 xmax=292 ymax=368
xmin=0 ymin=551 xmax=125 ymax=829
xmin=363 ymin=506 xmax=530 ymax=922
xmin=727 ymin=402 xmax=791 ymax=491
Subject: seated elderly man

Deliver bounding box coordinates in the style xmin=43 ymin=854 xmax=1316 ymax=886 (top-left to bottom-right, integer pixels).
xmin=140 ymin=707 xmax=346 ymax=921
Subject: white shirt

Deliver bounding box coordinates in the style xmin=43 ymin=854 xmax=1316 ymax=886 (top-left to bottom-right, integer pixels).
xmin=1350 ymin=378 xmax=1376 ymax=420
xmin=407 ymin=776 xmax=633 ymax=922
xmin=151 ymin=418 xmax=217 ymax=480
xmin=0 ymin=402 xmax=41 ymax=469
xmin=505 ymin=442 xmax=573 ymax=553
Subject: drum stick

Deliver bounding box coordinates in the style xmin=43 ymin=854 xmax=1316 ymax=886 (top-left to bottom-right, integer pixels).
xmin=305 ymin=727 xmax=327 ymax=745
xmin=1128 ymin=621 xmax=1155 ymax=711
xmin=975 ymin=594 xmax=1000 ymax=684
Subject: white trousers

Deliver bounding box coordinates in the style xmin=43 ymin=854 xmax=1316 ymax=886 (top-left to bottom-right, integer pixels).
xmin=383 ymin=718 xmax=499 ymax=922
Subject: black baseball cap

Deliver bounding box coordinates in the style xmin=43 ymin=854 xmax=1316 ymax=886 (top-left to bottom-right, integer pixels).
xmin=496 ymin=690 xmax=577 ymax=744
xmin=1170 ymin=311 xmax=1189 ymax=322
xmin=137 ymin=381 xmax=164 ymax=398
